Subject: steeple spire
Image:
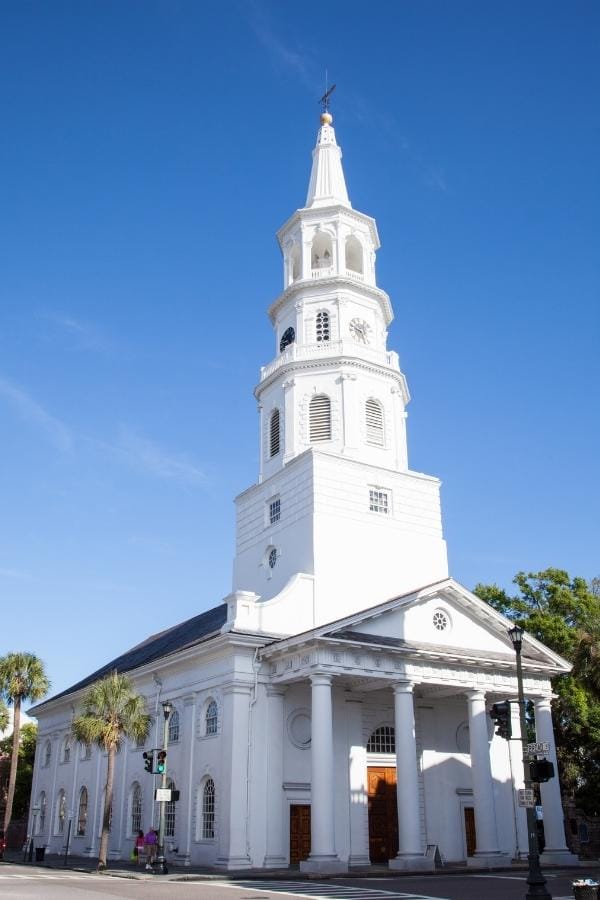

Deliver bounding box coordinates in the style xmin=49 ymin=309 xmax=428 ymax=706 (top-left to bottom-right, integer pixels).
xmin=305 ymin=112 xmax=351 ymax=209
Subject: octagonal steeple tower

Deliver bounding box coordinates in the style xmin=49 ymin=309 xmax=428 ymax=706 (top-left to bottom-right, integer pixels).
xmin=231 ymin=113 xmax=448 ymax=633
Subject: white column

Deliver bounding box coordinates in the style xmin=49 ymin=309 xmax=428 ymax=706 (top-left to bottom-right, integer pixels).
xmin=346 ymin=696 xmax=369 ymax=867
xmin=534 ymin=697 xmax=578 ymax=864
xmin=216 ymin=683 xmax=252 ymax=869
xmin=300 ymin=674 xmax=346 ymax=874
xmin=466 ymin=691 xmax=504 ymax=865
xmin=389 ymin=682 xmax=433 ymax=871
xmin=282 ymin=378 xmax=296 ymax=463
xmin=264 ymin=686 xmax=286 ymax=867
xmin=180 ymin=694 xmax=197 ymax=865
xmin=508 ymin=702 xmax=528 ymax=859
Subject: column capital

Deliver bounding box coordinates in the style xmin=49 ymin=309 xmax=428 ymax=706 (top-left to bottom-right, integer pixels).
xmin=309 ymin=672 xmax=333 ymax=688
xmin=392 ymin=680 xmax=415 ymax=696
xmin=465 ymin=689 xmax=486 ymax=702
xmin=533 ymin=695 xmax=554 ymax=709
xmin=266 ymin=685 xmax=286 ymax=698
xmin=222 ymin=682 xmax=253 ymax=697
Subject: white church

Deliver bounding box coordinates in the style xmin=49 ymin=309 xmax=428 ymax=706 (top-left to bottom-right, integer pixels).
xmin=29 ymin=111 xmax=576 ymax=873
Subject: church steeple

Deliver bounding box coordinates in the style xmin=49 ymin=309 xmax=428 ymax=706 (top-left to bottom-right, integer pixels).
xmin=305 ymin=112 xmax=351 ymax=209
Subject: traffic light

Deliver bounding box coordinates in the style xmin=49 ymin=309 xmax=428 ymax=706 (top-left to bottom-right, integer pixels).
xmin=156 ymin=750 xmax=167 ymax=774
xmin=143 ymin=751 xmax=154 ymax=774
xmin=530 ymin=759 xmax=555 ymax=783
xmin=490 ymin=700 xmax=512 ymax=740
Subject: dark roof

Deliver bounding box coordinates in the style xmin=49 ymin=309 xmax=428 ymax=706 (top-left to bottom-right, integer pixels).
xmin=36 ymin=603 xmax=228 ymax=708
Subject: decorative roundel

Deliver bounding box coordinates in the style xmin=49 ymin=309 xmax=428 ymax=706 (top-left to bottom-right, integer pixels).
xmin=287 ymin=710 xmax=311 ymax=749
xmin=349 ymin=317 xmax=371 ymax=344
xmin=268 ymin=547 xmax=277 ymax=569
xmin=432 ymin=609 xmax=449 ymax=632
xmin=279 ymin=326 xmax=295 ymax=353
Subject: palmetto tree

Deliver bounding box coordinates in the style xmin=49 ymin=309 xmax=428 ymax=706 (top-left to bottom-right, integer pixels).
xmin=0 ymin=699 xmax=8 ymax=733
xmin=0 ymin=652 xmax=50 ymax=832
xmin=72 ymin=671 xmax=150 ymax=870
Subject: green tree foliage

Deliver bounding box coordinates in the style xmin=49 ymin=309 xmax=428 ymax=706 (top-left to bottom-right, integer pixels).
xmin=474 ymin=569 xmax=600 ymax=815
xmin=0 ymin=700 xmax=8 ymax=733
xmin=0 ymin=652 xmax=49 ymax=831
xmin=71 ymin=671 xmax=150 ymax=870
xmin=0 ymin=723 xmax=37 ymax=821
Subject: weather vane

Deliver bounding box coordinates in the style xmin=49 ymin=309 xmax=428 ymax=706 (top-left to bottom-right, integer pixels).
xmin=319 ymin=82 xmax=336 ymax=113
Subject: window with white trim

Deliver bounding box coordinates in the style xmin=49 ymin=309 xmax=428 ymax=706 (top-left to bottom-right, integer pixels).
xmin=168 ymin=709 xmax=180 ymax=743
xmin=81 ymin=743 xmax=92 ymax=760
xmin=202 ymin=778 xmax=215 ymax=839
xmin=369 ymin=487 xmax=390 ymax=514
xmin=268 ymin=547 xmax=277 ymax=569
xmin=38 ymin=792 xmax=47 ymax=834
xmin=316 ymin=310 xmax=330 ymax=342
xmin=367 ymin=726 xmax=396 ymax=754
xmin=309 ymin=394 xmax=331 ymax=442
xmin=55 ymin=789 xmax=66 ymax=835
xmin=366 ymin=398 xmax=384 ymax=446
xmin=77 ymin=786 xmax=88 ymax=836
xmin=269 ymin=498 xmax=281 ymax=525
xmin=269 ymin=409 xmax=280 ymax=457
xmin=62 ymin=737 xmax=71 ymax=763
xmin=205 ymin=700 xmax=218 ymax=736
xmin=44 ymin=740 xmax=51 ymax=768
xmin=165 ymin=778 xmax=176 ymax=837
xmin=131 ymin=782 xmax=142 ymax=835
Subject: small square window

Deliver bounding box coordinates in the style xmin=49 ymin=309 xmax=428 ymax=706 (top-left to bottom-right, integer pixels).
xmin=269 ymin=498 xmax=281 ymax=525
xmin=369 ymin=488 xmax=389 ymax=514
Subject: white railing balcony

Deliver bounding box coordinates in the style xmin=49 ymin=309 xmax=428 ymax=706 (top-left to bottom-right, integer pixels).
xmin=259 ymin=341 xmax=401 ymax=382
xmin=345 ymin=268 xmax=365 ymax=282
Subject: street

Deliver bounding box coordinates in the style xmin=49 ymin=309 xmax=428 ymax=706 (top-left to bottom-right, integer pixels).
xmin=0 ymin=865 xmax=590 ymax=900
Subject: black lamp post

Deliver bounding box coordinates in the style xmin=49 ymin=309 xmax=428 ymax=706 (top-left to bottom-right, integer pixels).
xmin=155 ymin=699 xmax=173 ymax=875
xmin=508 ymin=624 xmax=552 ymax=900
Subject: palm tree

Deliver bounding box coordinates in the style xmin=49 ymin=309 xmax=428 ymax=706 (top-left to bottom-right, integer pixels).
xmin=72 ymin=671 xmax=150 ymax=870
xmin=0 ymin=653 xmax=49 ymax=833
xmin=0 ymin=699 xmax=8 ymax=733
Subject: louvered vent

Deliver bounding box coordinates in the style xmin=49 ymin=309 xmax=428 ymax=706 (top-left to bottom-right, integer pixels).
xmin=316 ymin=310 xmax=330 ymax=342
xmin=366 ymin=399 xmax=384 ymax=446
xmin=270 ymin=409 xmax=280 ymax=457
xmin=309 ymin=395 xmax=331 ymax=442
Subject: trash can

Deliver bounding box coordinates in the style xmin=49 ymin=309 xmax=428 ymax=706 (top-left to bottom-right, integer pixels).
xmin=35 ymin=847 xmax=45 ymax=863
xmin=572 ymin=881 xmax=599 ymax=899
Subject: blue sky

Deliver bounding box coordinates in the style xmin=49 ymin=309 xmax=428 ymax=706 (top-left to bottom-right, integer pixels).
xmin=1 ymin=1 xmax=598 ymax=699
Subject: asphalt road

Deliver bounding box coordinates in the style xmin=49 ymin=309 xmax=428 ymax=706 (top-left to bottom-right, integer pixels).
xmin=0 ymin=865 xmax=592 ymax=900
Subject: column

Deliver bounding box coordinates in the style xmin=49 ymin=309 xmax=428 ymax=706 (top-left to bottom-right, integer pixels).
xmin=534 ymin=697 xmax=578 ymax=865
xmin=300 ymin=674 xmax=346 ymax=874
xmin=264 ymin=687 xmax=286 ymax=867
xmin=466 ymin=691 xmax=504 ymax=866
xmin=216 ymin=683 xmax=253 ymax=869
xmin=389 ymin=682 xmax=433 ymax=871
xmin=508 ymin=701 xmax=528 ymax=859
xmin=282 ymin=379 xmax=296 ymax=463
xmin=181 ymin=694 xmax=197 ymax=865
xmin=346 ymin=696 xmax=370 ymax=866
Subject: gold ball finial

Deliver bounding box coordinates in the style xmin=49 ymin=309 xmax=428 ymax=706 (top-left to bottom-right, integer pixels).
xmin=320 ymin=111 xmax=333 ymax=126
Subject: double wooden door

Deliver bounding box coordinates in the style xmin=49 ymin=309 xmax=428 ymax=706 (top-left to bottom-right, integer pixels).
xmin=368 ymin=766 xmax=399 ymax=863
xmin=290 ymin=804 xmax=311 ymax=864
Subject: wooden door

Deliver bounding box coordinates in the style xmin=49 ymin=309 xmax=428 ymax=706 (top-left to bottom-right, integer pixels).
xmin=290 ymin=804 xmax=311 ymax=864
xmin=464 ymin=806 xmax=476 ymax=857
xmin=368 ymin=766 xmax=399 ymax=863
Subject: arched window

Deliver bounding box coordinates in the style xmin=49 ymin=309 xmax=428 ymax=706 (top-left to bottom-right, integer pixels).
xmin=165 ymin=778 xmax=176 ymax=837
xmin=311 ymin=232 xmax=333 ymax=271
xmin=44 ymin=740 xmax=52 ymax=767
xmin=77 ymin=786 xmax=88 ymax=836
xmin=367 ymin=726 xmax=396 ymax=754
xmin=168 ymin=709 xmax=180 ymax=743
xmin=81 ymin=743 xmax=92 ymax=760
xmin=291 ymin=244 xmax=301 ymax=282
xmin=131 ymin=782 xmax=142 ymax=835
xmin=345 ymin=234 xmax=364 ymax=274
xmin=366 ymin=399 xmax=384 ymax=446
xmin=269 ymin=409 xmax=280 ymax=457
xmin=38 ymin=791 xmax=47 ymax=834
xmin=55 ymin=789 xmax=66 ymax=835
xmin=316 ymin=311 xmax=330 ymax=342
xmin=309 ymin=395 xmax=331 ymax=442
xmin=205 ymin=700 xmax=218 ymax=736
xmin=62 ymin=736 xmax=71 ymax=763
xmin=202 ymin=778 xmax=215 ymax=839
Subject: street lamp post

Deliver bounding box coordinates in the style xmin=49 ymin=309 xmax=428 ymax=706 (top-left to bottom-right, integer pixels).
xmin=508 ymin=624 xmax=552 ymax=900
xmin=155 ymin=699 xmax=172 ymax=876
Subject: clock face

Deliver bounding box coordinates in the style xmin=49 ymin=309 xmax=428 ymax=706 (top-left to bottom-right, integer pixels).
xmin=279 ymin=326 xmax=295 ymax=353
xmin=349 ymin=318 xmax=371 ymax=344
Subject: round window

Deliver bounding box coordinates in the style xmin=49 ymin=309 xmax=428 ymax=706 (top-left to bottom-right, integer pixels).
xmin=432 ymin=609 xmax=449 ymax=632
xmin=268 ymin=548 xmax=277 ymax=569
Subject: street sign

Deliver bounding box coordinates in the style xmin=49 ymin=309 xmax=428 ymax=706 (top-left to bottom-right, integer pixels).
xmin=527 ymin=741 xmax=550 ymax=755
xmin=518 ymin=789 xmax=536 ymax=808
xmin=155 ymin=788 xmax=172 ymax=802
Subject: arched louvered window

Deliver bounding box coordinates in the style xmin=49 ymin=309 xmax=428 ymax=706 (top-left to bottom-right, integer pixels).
xmin=316 ymin=311 xmax=330 ymax=342
xmin=168 ymin=709 xmax=180 ymax=743
xmin=202 ymin=778 xmax=215 ymax=839
xmin=366 ymin=399 xmax=384 ymax=446
xmin=77 ymin=786 xmax=88 ymax=836
xmin=269 ymin=409 xmax=280 ymax=457
xmin=309 ymin=395 xmax=331 ymax=442
xmin=367 ymin=726 xmax=396 ymax=754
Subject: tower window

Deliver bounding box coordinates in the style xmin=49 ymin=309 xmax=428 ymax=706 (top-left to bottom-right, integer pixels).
xmin=316 ymin=311 xmax=330 ymax=342
xmin=366 ymin=399 xmax=384 ymax=446
xmin=309 ymin=395 xmax=331 ymax=442
xmin=279 ymin=327 xmax=295 ymax=353
xmin=269 ymin=498 xmax=281 ymax=524
xmin=269 ymin=409 xmax=280 ymax=457
xmin=345 ymin=234 xmax=364 ymax=274
xmin=369 ymin=487 xmax=389 ymax=514
xmin=268 ymin=547 xmax=278 ymax=569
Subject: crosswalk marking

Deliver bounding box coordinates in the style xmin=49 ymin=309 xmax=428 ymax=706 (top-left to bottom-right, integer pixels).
xmin=222 ymin=880 xmax=449 ymax=900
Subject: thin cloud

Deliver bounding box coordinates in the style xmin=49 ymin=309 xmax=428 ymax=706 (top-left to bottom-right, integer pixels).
xmin=247 ymin=3 xmax=316 ymax=89
xmin=39 ymin=312 xmax=117 ymax=354
xmin=113 ymin=427 xmax=207 ymax=488
xmin=0 ymin=377 xmax=73 ymax=452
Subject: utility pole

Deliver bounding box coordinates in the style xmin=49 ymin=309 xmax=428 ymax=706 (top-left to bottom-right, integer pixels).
xmin=155 ymin=700 xmax=172 ymax=875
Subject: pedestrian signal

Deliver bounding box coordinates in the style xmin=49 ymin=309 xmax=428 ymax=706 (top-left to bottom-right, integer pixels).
xmin=490 ymin=700 xmax=512 ymax=740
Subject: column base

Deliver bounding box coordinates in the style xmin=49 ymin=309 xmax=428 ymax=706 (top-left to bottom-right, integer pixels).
xmin=540 ymin=848 xmax=580 ymax=866
xmin=215 ymin=855 xmax=253 ymax=870
xmin=263 ymin=855 xmax=288 ymax=868
xmin=389 ymin=854 xmax=435 ymax=872
xmin=300 ymin=855 xmax=348 ymax=875
xmin=467 ymin=851 xmax=511 ymax=868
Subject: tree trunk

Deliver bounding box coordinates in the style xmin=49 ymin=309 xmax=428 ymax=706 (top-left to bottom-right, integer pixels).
xmin=2 ymin=698 xmax=21 ymax=832
xmin=97 ymin=746 xmax=115 ymax=870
